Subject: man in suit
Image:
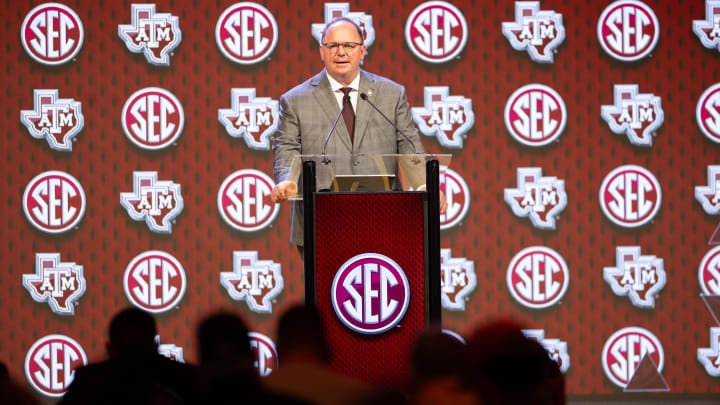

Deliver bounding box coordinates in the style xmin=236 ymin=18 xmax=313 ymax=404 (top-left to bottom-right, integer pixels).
xmin=271 ymin=17 xmax=444 ymax=246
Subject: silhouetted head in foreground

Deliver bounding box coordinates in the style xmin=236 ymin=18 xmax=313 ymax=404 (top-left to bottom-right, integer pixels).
xmin=462 ymin=320 xmax=565 ymax=405
xmin=106 ymin=307 xmax=157 ymax=358
xmin=276 ymin=304 xmax=328 ymax=363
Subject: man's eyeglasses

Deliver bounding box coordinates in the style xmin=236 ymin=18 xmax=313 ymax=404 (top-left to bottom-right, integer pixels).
xmin=322 ymin=42 xmax=363 ymax=54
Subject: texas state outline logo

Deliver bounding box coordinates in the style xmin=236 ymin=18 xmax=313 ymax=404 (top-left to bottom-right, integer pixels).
xmin=411 ymin=86 xmax=474 ymax=149
xmin=120 ymin=171 xmax=183 ymax=234
xmin=440 ymin=248 xmax=476 ymax=311
xmin=311 ymin=3 xmax=375 ymax=55
xmin=118 ymin=4 xmax=181 ymax=66
xmin=504 ymin=167 xmax=567 ymax=230
xmin=693 ymin=1 xmax=720 ymax=54
xmin=22 ymin=253 xmax=86 ymax=315
xmin=603 ymin=246 xmax=666 ymax=308
xmin=601 ymin=84 xmax=663 ymax=147
xmin=20 ymin=89 xmax=84 ymax=152
xmin=696 ymin=165 xmax=720 ymax=215
xmin=218 ymin=88 xmax=279 ymax=150
xmin=220 ymin=251 xmax=284 ymax=313
xmin=502 ymin=1 xmax=565 ymax=63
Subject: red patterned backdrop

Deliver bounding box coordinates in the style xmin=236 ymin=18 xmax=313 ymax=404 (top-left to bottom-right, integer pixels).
xmin=2 ymin=0 xmax=719 ymax=402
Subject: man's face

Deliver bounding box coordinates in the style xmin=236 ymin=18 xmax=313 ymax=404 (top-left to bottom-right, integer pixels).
xmin=319 ymin=21 xmax=366 ymax=86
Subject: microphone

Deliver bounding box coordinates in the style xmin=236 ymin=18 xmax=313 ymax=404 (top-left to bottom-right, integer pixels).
xmin=322 ymin=95 xmax=351 ymax=164
xmin=360 ymin=92 xmax=418 ymax=154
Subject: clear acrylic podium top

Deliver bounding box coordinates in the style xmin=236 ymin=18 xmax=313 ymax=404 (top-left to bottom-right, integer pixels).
xmin=285 ymin=154 xmax=452 ymax=199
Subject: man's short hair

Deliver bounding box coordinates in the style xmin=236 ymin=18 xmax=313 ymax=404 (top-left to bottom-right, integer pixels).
xmin=321 ymin=17 xmax=364 ymax=43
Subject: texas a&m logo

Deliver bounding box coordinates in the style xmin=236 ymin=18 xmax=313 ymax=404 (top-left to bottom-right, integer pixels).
xmin=507 ymin=246 xmax=569 ymax=309
xmin=25 ymin=334 xmax=87 ymax=397
xmin=120 ymin=172 xmax=183 ymax=234
xmin=122 ymin=87 xmax=184 ymax=150
xmin=218 ymin=169 xmax=279 ymax=232
xmin=601 ymin=84 xmax=663 ymax=147
xmin=501 ymin=2 xmax=565 ymax=63
xmin=21 ymin=89 xmax=84 ymax=152
xmin=440 ymin=249 xmax=476 ymax=311
xmin=698 ymin=327 xmax=720 ymax=377
xmin=331 ymin=253 xmax=410 ymax=335
xmin=602 ymin=327 xmax=664 ymax=388
xmin=597 ymin=0 xmax=659 ymax=61
xmin=411 ymin=87 xmax=474 ymax=149
xmin=23 ymin=253 xmax=86 ymax=316
xmin=21 ymin=3 xmax=84 ymax=65
xmin=599 ymin=165 xmax=661 ymax=228
xmin=522 ymin=329 xmax=570 ymax=373
xmin=504 ymin=167 xmax=567 ymax=230
xmin=440 ymin=166 xmax=470 ymax=230
xmin=405 ymin=1 xmax=468 ymax=63
xmin=118 ymin=4 xmax=181 ymax=66
xmin=216 ymin=2 xmax=278 ymax=64
xmin=311 ymin=3 xmax=375 ymax=52
xmin=156 ymin=336 xmax=185 ymax=363
xmin=697 ymin=83 xmax=720 ymax=144
xmin=250 ymin=332 xmax=278 ymax=377
xmin=693 ymin=1 xmax=720 ymax=54
xmin=220 ymin=251 xmax=284 ymax=313
xmin=696 ymin=165 xmax=720 ymax=215
xmin=23 ymin=171 xmax=86 ymax=234
xmin=218 ymin=88 xmax=279 ymax=150
xmin=505 ymin=84 xmax=566 ymax=147
xmin=603 ymin=246 xmax=666 ymax=308
xmin=124 ymin=251 xmax=186 ymax=313
xmin=699 ymin=246 xmax=720 ymax=296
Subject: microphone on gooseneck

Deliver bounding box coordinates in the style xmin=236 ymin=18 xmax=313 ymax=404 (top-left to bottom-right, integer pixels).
xmin=322 ymin=95 xmax=350 ymax=164
xmin=359 ymin=92 xmax=418 ymax=154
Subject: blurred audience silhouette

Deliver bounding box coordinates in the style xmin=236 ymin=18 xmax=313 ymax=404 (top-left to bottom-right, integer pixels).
xmin=30 ymin=306 xmax=566 ymax=405
xmin=461 ymin=320 xmax=565 ymax=405
xmin=61 ymin=307 xmax=195 ymax=405
xmin=263 ymin=304 xmax=375 ymax=405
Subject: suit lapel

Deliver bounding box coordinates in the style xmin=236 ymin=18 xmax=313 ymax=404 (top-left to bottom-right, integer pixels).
xmin=311 ymin=70 xmax=352 ymax=151
xmin=354 ymin=71 xmax=377 ymax=149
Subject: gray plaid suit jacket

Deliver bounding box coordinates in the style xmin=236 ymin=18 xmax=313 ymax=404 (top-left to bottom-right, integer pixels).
xmin=271 ymin=69 xmax=424 ymax=245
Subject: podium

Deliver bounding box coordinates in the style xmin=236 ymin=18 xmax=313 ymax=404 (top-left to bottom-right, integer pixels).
xmin=287 ymin=154 xmax=450 ymax=386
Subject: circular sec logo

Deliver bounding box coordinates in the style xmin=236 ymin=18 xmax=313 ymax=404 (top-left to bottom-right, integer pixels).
xmin=123 ymin=251 xmax=186 ymax=313
xmin=599 ymin=165 xmax=661 ymax=228
xmin=405 ymin=1 xmax=468 ymax=63
xmin=25 ymin=334 xmax=87 ymax=397
xmin=249 ymin=332 xmax=278 ymax=377
xmin=121 ymin=87 xmax=184 ymax=150
xmin=216 ymin=2 xmax=278 ymax=64
xmin=218 ymin=169 xmax=279 ymax=232
xmin=331 ymin=253 xmax=410 ymax=335
xmin=440 ymin=166 xmax=470 ymax=230
xmin=699 ymin=246 xmax=720 ymax=296
xmin=602 ymin=327 xmax=664 ymax=388
xmin=504 ymin=84 xmax=567 ymax=147
xmin=21 ymin=3 xmax=84 ymax=65
xmin=597 ymin=0 xmax=659 ymax=62
xmin=507 ymin=246 xmax=569 ymax=309
xmin=696 ymin=83 xmax=720 ymax=144
xmin=23 ymin=171 xmax=86 ymax=234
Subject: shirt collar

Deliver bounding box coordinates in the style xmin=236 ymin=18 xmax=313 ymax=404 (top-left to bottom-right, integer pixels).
xmin=326 ymin=72 xmax=360 ymax=92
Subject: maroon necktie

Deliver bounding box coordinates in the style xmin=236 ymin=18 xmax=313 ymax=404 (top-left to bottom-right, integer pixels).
xmin=340 ymin=87 xmax=355 ymax=142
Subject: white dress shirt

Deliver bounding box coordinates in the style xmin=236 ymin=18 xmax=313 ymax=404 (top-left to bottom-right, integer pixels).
xmin=326 ymin=73 xmax=360 ymax=112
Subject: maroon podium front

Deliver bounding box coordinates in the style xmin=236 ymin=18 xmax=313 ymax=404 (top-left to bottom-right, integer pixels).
xmin=302 ymin=159 xmax=441 ymax=387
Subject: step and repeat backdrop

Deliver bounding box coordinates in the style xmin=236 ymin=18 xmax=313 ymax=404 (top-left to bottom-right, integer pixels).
xmin=2 ymin=0 xmax=719 ymax=401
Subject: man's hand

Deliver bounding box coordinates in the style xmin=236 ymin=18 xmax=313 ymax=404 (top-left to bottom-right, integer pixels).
xmin=417 ymin=185 xmax=448 ymax=215
xmin=271 ymin=180 xmax=298 ymax=203
xmin=439 ymin=191 xmax=448 ymax=215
